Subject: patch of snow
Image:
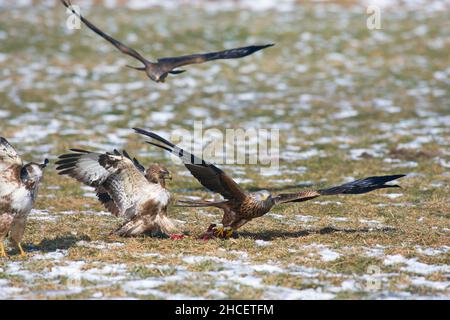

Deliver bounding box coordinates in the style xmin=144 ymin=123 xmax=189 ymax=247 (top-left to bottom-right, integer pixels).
xmin=384 ymin=193 xmax=403 ymax=199
xmin=255 ymin=240 xmax=272 ymax=247
xmin=384 ymin=255 xmax=450 ymax=275
xmin=295 ymin=215 xmax=319 ymax=222
xmin=318 ymin=248 xmax=341 ymax=262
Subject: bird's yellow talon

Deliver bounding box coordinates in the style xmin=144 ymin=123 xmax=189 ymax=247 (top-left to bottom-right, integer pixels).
xmin=213 ymin=226 xmax=225 ymax=238
xmin=212 ymin=226 xmax=233 ymax=239
xmin=17 ymin=243 xmax=26 ymax=257
xmin=0 ymin=242 xmax=8 ymax=258
xmin=224 ymin=228 xmax=234 ymax=239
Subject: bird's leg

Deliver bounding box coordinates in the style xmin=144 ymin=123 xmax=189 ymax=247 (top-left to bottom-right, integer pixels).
xmin=0 ymin=242 xmax=8 ymax=258
xmin=213 ymin=226 xmax=225 ymax=238
xmin=223 ymin=227 xmax=234 ymax=239
xmin=17 ymin=243 xmax=26 ymax=257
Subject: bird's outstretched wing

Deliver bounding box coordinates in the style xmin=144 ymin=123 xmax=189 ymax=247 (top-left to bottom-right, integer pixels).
xmin=134 ymin=128 xmax=247 ymax=203
xmin=56 ymin=149 xmax=148 ymax=217
xmin=112 ymin=149 xmax=145 ymax=173
xmin=273 ymin=190 xmax=321 ymax=204
xmin=274 ymin=174 xmax=406 ymax=204
xmin=0 ymin=137 xmax=22 ymax=172
xmin=318 ymin=174 xmax=406 ymax=195
xmin=97 ymin=149 xmax=145 ymax=216
xmin=60 ymin=0 xmax=149 ymax=67
xmin=157 ymin=44 xmax=274 ymax=70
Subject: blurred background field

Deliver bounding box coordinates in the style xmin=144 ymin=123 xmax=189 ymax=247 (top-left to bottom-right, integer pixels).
xmin=0 ymin=0 xmax=449 ymax=299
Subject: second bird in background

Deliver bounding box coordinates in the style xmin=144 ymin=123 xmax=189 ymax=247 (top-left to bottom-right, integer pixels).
xmin=60 ymin=0 xmax=274 ymax=83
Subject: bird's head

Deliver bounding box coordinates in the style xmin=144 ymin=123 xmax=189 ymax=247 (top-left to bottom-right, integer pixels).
xmin=20 ymin=159 xmax=48 ymax=188
xmin=145 ymin=68 xmax=167 ymax=83
xmin=254 ymin=190 xmax=272 ymax=202
xmin=145 ymin=163 xmax=172 ymax=186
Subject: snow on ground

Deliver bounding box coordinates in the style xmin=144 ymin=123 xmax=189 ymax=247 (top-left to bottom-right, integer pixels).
xmin=0 ymin=0 xmax=448 ymax=300
xmin=1 ymin=242 xmax=448 ymax=299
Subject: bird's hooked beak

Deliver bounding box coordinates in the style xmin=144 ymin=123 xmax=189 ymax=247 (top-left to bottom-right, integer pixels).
xmin=40 ymin=159 xmax=49 ymax=169
xmin=162 ymin=171 xmax=172 ymax=180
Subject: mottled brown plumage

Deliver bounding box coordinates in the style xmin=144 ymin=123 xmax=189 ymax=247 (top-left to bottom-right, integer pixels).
xmin=60 ymin=0 xmax=273 ymax=83
xmin=0 ymin=137 xmax=48 ymax=257
xmin=134 ymin=128 xmax=406 ymax=238
xmin=56 ymin=149 xmax=177 ymax=237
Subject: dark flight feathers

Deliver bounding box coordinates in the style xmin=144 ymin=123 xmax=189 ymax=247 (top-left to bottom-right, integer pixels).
xmin=157 ymin=44 xmax=274 ymax=69
xmin=61 ymin=0 xmax=149 ymax=66
xmin=133 ymin=128 xmax=247 ymax=202
xmin=60 ymin=0 xmax=273 ymax=81
xmin=274 ymin=175 xmax=406 ymax=204
xmin=318 ymin=174 xmax=405 ymax=195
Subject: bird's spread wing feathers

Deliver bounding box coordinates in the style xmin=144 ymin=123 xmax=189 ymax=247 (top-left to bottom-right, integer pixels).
xmin=118 ymin=149 xmax=145 ymax=173
xmin=60 ymin=0 xmax=149 ymax=66
xmin=157 ymin=44 xmax=274 ymax=70
xmin=273 ymin=190 xmax=321 ymax=204
xmin=56 ymin=149 xmax=110 ymax=187
xmin=96 ymin=186 xmax=120 ymax=217
xmin=318 ymin=174 xmax=406 ymax=195
xmin=56 ymin=149 xmax=148 ymax=216
xmin=0 ymin=137 xmax=22 ymax=171
xmin=274 ymin=174 xmax=406 ymax=204
xmin=134 ymin=128 xmax=247 ymax=202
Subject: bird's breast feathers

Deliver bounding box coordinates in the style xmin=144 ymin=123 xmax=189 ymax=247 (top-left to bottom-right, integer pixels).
xmin=1 ymin=168 xmax=33 ymax=215
xmin=142 ymin=183 xmax=171 ymax=207
xmin=0 ymin=185 xmax=34 ymax=215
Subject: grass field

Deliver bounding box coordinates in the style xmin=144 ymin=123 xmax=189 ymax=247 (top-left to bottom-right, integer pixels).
xmin=0 ymin=0 xmax=449 ymax=299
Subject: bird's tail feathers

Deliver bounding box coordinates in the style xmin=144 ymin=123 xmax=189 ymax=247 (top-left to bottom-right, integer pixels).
xmin=175 ymin=199 xmax=228 ymax=208
xmin=154 ymin=214 xmax=178 ymax=234
xmin=126 ymin=65 xmax=146 ymax=71
xmin=113 ymin=215 xmax=178 ymax=237
xmin=133 ymin=128 xmax=208 ymax=166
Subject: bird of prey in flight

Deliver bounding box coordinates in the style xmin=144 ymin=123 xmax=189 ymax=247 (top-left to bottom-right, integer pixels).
xmin=56 ymin=149 xmax=181 ymax=238
xmin=60 ymin=0 xmax=274 ymax=83
xmin=134 ymin=128 xmax=406 ymax=239
xmin=0 ymin=137 xmax=48 ymax=257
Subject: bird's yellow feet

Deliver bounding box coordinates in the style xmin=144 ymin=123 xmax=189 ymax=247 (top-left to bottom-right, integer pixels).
xmin=213 ymin=226 xmax=234 ymax=239
xmin=17 ymin=243 xmax=26 ymax=257
xmin=0 ymin=242 xmax=8 ymax=258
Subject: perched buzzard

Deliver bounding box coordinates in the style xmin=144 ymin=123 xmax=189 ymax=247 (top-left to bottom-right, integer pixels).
xmin=56 ymin=149 xmax=179 ymax=237
xmin=134 ymin=128 xmax=406 ymax=239
xmin=0 ymin=137 xmax=48 ymax=257
xmin=60 ymin=0 xmax=274 ymax=83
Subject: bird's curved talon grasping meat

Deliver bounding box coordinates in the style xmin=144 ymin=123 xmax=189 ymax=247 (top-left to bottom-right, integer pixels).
xmin=134 ymin=128 xmax=406 ymax=238
xmin=213 ymin=226 xmax=234 ymax=239
xmin=60 ymin=0 xmax=274 ymax=83
xmin=213 ymin=226 xmax=225 ymax=238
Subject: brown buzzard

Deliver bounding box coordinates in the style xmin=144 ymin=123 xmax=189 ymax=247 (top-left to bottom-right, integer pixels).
xmin=56 ymin=149 xmax=179 ymax=237
xmin=134 ymin=128 xmax=406 ymax=239
xmin=0 ymin=137 xmax=48 ymax=257
xmin=60 ymin=0 xmax=274 ymax=83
